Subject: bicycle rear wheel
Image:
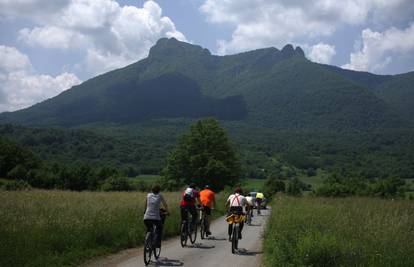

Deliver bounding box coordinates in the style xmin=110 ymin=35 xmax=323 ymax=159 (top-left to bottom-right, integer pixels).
xmin=144 ymin=232 xmax=152 ymax=265
xmin=190 ymin=221 xmax=197 ymax=244
xmin=231 ymin=224 xmax=238 ymax=254
xmin=180 ymin=222 xmax=188 ymax=247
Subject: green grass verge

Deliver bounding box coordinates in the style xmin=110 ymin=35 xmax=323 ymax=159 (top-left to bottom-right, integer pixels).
xmin=0 ymin=190 xmax=227 ymax=267
xmin=263 ymin=195 xmax=414 ymax=267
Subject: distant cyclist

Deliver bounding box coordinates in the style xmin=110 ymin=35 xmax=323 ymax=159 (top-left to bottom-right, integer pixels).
xmin=225 ymin=187 xmax=247 ymax=241
xmin=256 ymin=192 xmax=264 ymax=214
xmin=143 ymin=185 xmax=169 ymax=248
xmin=180 ymin=183 xmax=200 ymax=232
xmin=199 ymin=185 xmax=216 ymax=236
xmin=245 ymin=193 xmax=254 ymax=219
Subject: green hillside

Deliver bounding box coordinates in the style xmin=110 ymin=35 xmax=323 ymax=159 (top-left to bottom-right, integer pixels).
xmin=374 ymin=71 xmax=414 ymax=124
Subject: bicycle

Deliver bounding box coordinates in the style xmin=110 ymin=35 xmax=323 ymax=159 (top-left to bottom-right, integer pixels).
xmin=245 ymin=206 xmax=253 ymax=225
xmin=226 ymin=213 xmax=245 ymax=254
xmin=143 ymin=211 xmax=168 ymax=266
xmin=198 ymin=206 xmax=209 ymax=239
xmin=180 ymin=207 xmax=197 ymax=247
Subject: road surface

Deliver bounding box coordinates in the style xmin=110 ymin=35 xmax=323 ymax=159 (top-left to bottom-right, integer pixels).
xmin=84 ymin=209 xmax=269 ymax=267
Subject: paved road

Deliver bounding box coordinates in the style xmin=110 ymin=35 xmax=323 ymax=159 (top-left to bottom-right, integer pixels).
xmin=84 ymin=209 xmax=269 ymax=267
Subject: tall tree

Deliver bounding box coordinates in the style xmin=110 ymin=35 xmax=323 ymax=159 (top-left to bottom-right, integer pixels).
xmin=163 ymin=118 xmax=241 ymax=191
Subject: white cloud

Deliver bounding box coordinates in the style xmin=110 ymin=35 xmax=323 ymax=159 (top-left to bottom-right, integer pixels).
xmin=342 ymin=23 xmax=414 ymax=73
xmin=19 ymin=26 xmax=88 ymax=49
xmin=200 ymin=0 xmax=414 ymax=55
xmin=0 ymin=45 xmax=31 ymax=72
xmin=0 ymin=45 xmax=81 ymax=112
xmin=308 ymin=43 xmax=336 ymax=64
xmin=15 ymin=0 xmax=187 ymax=75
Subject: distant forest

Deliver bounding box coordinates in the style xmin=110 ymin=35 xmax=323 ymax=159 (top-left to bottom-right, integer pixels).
xmin=1 ymin=122 xmax=414 ymax=191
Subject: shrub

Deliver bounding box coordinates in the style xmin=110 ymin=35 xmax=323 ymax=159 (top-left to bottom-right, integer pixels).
xmin=263 ymin=176 xmax=285 ymax=197
xmin=101 ymin=176 xmax=133 ymax=191
xmin=286 ymin=177 xmax=303 ymax=196
xmin=2 ymin=180 xmax=32 ymax=191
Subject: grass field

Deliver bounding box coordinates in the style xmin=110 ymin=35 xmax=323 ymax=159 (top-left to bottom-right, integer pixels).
xmin=0 ymin=190 xmax=227 ymax=267
xmin=263 ymin=195 xmax=414 ymax=266
xmin=243 ymin=178 xmax=265 ymax=191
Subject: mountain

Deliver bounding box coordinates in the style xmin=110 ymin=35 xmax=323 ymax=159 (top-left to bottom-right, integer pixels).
xmin=0 ymin=38 xmax=409 ymax=129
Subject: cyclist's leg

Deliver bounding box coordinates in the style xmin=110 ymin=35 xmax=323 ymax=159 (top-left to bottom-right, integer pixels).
xmin=190 ymin=205 xmax=197 ymax=230
xmin=204 ymin=206 xmax=211 ymax=233
xmin=144 ymin=219 xmax=153 ymax=233
xmin=180 ymin=206 xmax=187 ymax=221
xmin=180 ymin=206 xmax=189 ymax=230
xmin=227 ymin=207 xmax=235 ymax=239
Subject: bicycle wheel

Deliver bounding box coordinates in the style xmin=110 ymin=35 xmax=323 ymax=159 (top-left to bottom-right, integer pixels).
xmin=189 ymin=221 xmax=197 ymax=244
xmin=180 ymin=222 xmax=188 ymax=247
xmin=231 ymin=224 xmax=238 ymax=254
xmin=200 ymin=217 xmax=205 ymax=239
xmin=144 ymin=232 xmax=152 ymax=266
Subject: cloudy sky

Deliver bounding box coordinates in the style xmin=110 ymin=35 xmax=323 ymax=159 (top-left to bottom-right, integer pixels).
xmin=1 ymin=0 xmax=414 ymax=112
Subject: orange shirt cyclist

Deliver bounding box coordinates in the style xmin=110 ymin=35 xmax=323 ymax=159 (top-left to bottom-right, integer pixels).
xmin=199 ymin=185 xmax=216 ymax=236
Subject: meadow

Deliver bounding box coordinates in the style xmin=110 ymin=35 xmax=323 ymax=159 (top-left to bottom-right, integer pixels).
xmin=263 ymin=196 xmax=414 ymax=267
xmin=0 ymin=190 xmax=226 ymax=267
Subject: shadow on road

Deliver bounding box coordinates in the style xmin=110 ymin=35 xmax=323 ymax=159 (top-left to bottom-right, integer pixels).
xmin=247 ymin=223 xmax=262 ymax=227
xmin=154 ymin=257 xmax=184 ymax=266
xmin=237 ymin=248 xmax=263 ymax=256
xmin=187 ymin=243 xmax=215 ymax=249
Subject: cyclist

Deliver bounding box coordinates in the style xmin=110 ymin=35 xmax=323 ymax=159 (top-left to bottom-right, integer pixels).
xmin=256 ymin=192 xmax=264 ymax=214
xmin=143 ymin=184 xmax=169 ymax=248
xmin=180 ymin=183 xmax=200 ymax=232
xmin=245 ymin=193 xmax=254 ymax=220
xmin=199 ymin=185 xmax=216 ymax=236
xmin=225 ymin=187 xmax=247 ymax=241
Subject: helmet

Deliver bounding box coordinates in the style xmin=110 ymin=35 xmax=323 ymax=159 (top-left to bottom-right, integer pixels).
xmin=189 ymin=183 xmax=196 ymax=189
xmin=234 ymin=187 xmax=242 ymax=194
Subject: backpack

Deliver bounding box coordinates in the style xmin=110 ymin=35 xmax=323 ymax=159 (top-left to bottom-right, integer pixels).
xmin=183 ymin=188 xmax=194 ymax=202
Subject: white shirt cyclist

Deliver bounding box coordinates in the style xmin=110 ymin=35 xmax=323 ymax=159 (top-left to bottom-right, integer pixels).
xmin=227 ymin=193 xmax=247 ymax=207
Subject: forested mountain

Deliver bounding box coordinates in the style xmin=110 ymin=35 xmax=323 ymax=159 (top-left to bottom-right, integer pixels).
xmin=0 ymin=38 xmax=410 ymax=130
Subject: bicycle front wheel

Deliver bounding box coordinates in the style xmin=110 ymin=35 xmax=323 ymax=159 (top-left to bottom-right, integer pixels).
xmin=154 ymin=246 xmax=161 ymax=259
xmin=144 ymin=232 xmax=152 ymax=265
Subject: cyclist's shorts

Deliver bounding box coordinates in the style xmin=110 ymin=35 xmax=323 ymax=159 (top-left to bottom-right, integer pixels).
xmin=227 ymin=206 xmax=243 ymax=216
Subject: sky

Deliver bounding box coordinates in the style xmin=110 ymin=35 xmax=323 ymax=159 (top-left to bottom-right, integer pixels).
xmin=0 ymin=0 xmax=414 ymax=112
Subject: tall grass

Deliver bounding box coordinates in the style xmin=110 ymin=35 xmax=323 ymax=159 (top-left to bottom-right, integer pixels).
xmin=1 ymin=190 xmax=179 ymax=266
xmin=0 ymin=190 xmax=227 ymax=267
xmin=263 ymin=196 xmax=414 ymax=267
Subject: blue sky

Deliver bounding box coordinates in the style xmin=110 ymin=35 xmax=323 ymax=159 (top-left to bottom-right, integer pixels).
xmin=1 ymin=0 xmax=414 ymax=112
